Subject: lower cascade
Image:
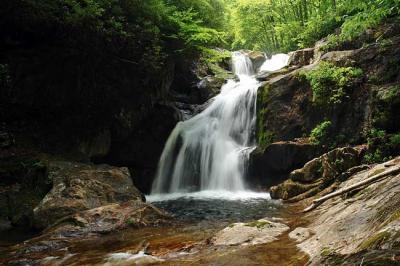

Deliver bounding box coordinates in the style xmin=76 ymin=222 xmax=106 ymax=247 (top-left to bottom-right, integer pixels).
xmin=151 ymin=52 xmax=289 ymax=195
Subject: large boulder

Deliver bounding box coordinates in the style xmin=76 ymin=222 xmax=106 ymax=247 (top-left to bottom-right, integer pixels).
xmin=33 ymin=161 xmax=144 ymax=229
xmin=249 ymin=140 xmax=323 ymax=188
xmin=247 ymin=51 xmax=266 ymax=72
xmin=270 ymin=146 xmax=366 ymax=200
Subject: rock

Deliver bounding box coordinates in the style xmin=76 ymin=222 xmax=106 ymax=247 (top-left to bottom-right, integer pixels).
xmin=247 ymin=51 xmax=266 ymax=72
xmin=104 ymin=103 xmax=182 ymax=194
xmin=46 ymin=200 xmax=169 ymax=235
xmin=212 ymin=219 xmax=289 ymax=246
xmin=295 ymin=157 xmax=400 ymax=265
xmin=78 ymin=129 xmax=111 ymax=159
xmin=0 ymin=130 xmax=14 ymax=148
xmin=196 ymin=75 xmax=225 ymax=101
xmin=289 ymin=227 xmax=312 ymax=242
xmin=249 ymin=140 xmax=323 ymax=188
xmin=287 ymin=48 xmax=315 ymax=67
xmin=255 ymin=66 xmax=297 ymax=81
xmin=270 ymin=146 xmax=366 ymax=200
xmin=0 ymin=157 xmax=51 ymax=228
xmin=320 ymin=50 xmax=357 ymax=66
xmin=33 ymin=161 xmax=144 ymax=229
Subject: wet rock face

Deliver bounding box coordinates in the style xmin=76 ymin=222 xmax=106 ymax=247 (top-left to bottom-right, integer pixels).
xmin=33 ymin=161 xmax=144 ymax=229
xmin=270 ymin=146 xmax=366 ymax=200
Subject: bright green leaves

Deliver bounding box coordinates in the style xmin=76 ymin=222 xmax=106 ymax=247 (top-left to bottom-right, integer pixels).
xmin=301 ymin=62 xmax=363 ymax=106
xmin=310 ymin=120 xmax=332 ymax=145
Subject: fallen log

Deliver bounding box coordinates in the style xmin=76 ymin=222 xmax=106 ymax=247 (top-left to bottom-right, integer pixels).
xmin=303 ymin=165 xmax=400 ymax=212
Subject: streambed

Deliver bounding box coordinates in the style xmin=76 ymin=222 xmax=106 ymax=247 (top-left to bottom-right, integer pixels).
xmin=0 ymin=193 xmax=308 ymax=265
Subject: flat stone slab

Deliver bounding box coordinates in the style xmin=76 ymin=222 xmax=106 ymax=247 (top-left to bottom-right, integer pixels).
xmin=212 ymin=219 xmax=289 ymax=246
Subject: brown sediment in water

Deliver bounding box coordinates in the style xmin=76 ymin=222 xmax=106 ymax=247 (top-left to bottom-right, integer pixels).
xmin=0 ymin=202 xmax=311 ymax=265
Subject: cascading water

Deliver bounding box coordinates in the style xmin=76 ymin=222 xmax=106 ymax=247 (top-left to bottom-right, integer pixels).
xmin=151 ymin=52 xmax=289 ymax=196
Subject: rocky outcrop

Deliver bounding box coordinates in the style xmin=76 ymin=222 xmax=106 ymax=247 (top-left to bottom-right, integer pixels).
xmin=33 ymin=161 xmax=144 ymax=229
xmin=270 ymin=146 xmax=366 ymax=200
xmin=249 ymin=140 xmax=323 ymax=188
xmin=255 ymin=26 xmax=400 ymax=148
xmin=291 ymin=157 xmax=400 ymax=265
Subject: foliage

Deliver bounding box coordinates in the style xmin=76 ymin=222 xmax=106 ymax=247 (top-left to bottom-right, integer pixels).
xmin=310 ymin=120 xmax=332 ymax=145
xmin=301 ymin=62 xmax=363 ymax=105
xmin=323 ymin=0 xmax=400 ymax=50
xmin=363 ymin=128 xmax=400 ymax=164
xmin=390 ymin=133 xmax=400 ymax=146
xmin=226 ymin=0 xmax=400 ymax=54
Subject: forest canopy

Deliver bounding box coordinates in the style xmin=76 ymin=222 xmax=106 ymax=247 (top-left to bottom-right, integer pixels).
xmin=1 ymin=0 xmax=400 ymax=59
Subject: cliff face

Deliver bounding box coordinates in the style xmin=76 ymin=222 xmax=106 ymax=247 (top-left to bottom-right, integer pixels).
xmin=250 ymin=21 xmax=400 ymax=187
xmin=0 ymin=2 xmax=228 ymax=195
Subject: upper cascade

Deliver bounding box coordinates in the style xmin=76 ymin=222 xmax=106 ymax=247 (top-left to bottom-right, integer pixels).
xmin=232 ymin=51 xmax=255 ymax=76
xmin=151 ymin=51 xmax=288 ymax=195
xmin=259 ymin=54 xmax=290 ymax=72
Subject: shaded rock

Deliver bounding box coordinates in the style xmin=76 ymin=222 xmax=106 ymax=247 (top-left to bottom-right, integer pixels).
xmin=249 ymin=140 xmax=323 ymax=188
xmin=196 ymin=75 xmax=225 ymax=101
xmin=288 ymin=48 xmax=315 ymax=67
xmin=33 ymin=161 xmax=144 ymax=229
xmin=103 ymin=103 xmax=182 ymax=194
xmin=213 ymin=219 xmax=289 ymax=246
xmin=270 ymin=146 xmax=366 ymax=200
xmin=0 ymin=130 xmax=14 ymax=148
xmin=78 ymin=129 xmax=111 ymax=159
xmin=0 ymin=156 xmax=51 ymax=228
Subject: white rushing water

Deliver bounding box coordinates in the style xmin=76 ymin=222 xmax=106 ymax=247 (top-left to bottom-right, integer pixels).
xmin=151 ymin=52 xmax=289 ymax=197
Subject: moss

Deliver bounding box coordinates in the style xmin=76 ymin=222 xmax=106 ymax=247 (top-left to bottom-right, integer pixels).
xmin=381 ymin=210 xmax=400 ymax=228
xmin=320 ymin=247 xmax=333 ymax=257
xmin=359 ymin=231 xmax=392 ymax=250
xmin=256 ymin=84 xmax=275 ymax=150
xmin=368 ymin=168 xmax=386 ymax=177
xmin=245 ymin=220 xmax=271 ymax=229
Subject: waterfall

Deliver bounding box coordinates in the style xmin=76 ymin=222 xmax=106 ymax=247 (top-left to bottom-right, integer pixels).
xmin=151 ymin=52 xmax=289 ymax=195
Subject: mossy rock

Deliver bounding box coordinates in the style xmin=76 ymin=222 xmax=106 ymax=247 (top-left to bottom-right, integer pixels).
xmin=359 ymin=231 xmax=392 ymax=250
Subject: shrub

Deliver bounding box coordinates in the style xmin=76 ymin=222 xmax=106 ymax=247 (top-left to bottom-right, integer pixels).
xmin=302 ymin=62 xmax=363 ymax=106
xmin=390 ymin=133 xmax=400 ymax=146
xmin=310 ymin=120 xmax=332 ymax=145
